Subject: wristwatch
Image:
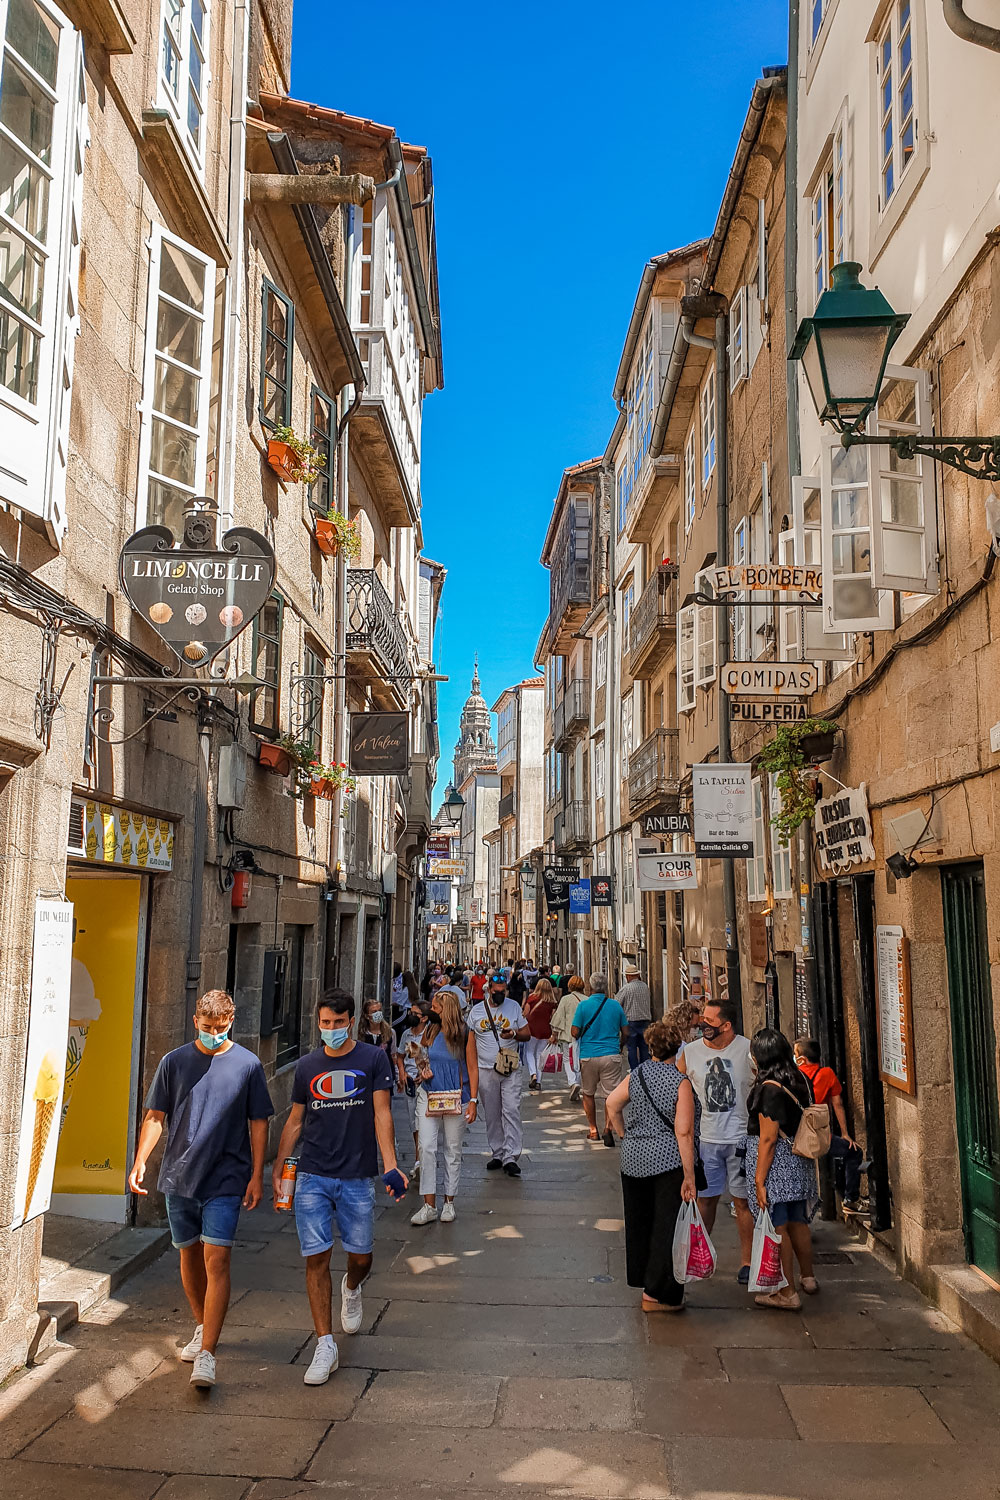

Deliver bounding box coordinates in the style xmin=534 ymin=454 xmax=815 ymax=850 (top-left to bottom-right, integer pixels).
xmin=468 ymin=1096 xmax=479 ymax=1104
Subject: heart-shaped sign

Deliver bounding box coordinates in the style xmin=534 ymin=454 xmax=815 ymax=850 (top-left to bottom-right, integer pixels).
xmin=119 ymin=524 xmax=277 ymax=667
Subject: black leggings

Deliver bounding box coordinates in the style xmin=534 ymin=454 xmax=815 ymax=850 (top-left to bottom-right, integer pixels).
xmin=621 ymin=1167 xmax=685 ymax=1307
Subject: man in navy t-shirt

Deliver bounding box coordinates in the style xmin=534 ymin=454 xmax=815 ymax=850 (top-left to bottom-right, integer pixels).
xmin=129 ymin=988 xmax=274 ymax=1390
xmin=272 ymin=988 xmax=406 ymax=1387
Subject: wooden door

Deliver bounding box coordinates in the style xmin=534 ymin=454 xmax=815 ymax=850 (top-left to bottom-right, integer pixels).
xmin=941 ymin=863 xmax=1000 ymax=1283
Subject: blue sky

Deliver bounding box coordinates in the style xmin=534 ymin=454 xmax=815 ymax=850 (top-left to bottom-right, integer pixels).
xmin=292 ymin=0 xmax=788 ymax=788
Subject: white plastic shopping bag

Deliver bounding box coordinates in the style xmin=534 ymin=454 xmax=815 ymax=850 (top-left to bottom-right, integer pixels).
xmin=671 ymin=1199 xmax=717 ymax=1284
xmin=749 ymin=1206 xmax=788 ymax=1294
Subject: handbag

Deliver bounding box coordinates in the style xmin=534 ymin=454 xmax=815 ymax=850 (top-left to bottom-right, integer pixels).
xmin=763 ymin=1079 xmax=831 ymax=1159
xmin=484 ymin=999 xmax=520 ymax=1076
xmin=426 ymin=1089 xmax=463 ymax=1116
xmin=636 ymin=1066 xmax=707 ymax=1192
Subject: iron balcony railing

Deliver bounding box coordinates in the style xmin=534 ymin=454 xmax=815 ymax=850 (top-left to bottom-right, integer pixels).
xmin=554 ymin=800 xmax=590 ymax=851
xmin=346 ymin=569 xmax=409 ymax=682
xmin=627 ymin=569 xmax=678 ymax=673
xmin=554 ymin=677 xmax=590 ymax=750
xmin=628 ymin=727 xmax=681 ymax=812
xmin=498 ymin=791 xmax=515 ymax=821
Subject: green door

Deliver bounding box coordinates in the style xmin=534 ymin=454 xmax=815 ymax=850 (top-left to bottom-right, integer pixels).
xmin=941 ymin=864 xmax=1000 ymax=1282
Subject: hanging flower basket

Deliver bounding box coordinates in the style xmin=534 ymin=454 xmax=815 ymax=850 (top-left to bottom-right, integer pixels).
xmin=258 ymin=741 xmax=292 ymax=776
xmin=318 ymin=509 xmax=362 ymax=562
xmin=757 ymin=718 xmax=840 ymax=843
xmin=309 ymin=775 xmax=338 ymax=800
xmin=798 ymin=728 xmax=839 ymax=763
xmin=266 ymin=426 xmax=327 ymax=485
xmin=314 ymin=517 xmax=340 ymax=557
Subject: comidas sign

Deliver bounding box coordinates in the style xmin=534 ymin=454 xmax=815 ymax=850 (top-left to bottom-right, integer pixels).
xmin=722 ymin=662 xmax=818 ymax=697
xmin=119 ymin=524 xmax=275 ymax=667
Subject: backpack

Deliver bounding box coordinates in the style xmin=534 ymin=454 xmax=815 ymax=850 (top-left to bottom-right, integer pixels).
xmin=764 ymin=1080 xmax=832 ymax=1160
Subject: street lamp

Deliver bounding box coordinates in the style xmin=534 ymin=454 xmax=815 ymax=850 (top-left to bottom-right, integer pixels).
xmin=440 ymin=786 xmax=465 ymax=828
xmin=791 ymin=261 xmax=1000 ymax=481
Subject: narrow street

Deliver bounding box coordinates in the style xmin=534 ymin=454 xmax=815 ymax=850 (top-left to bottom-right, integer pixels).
xmin=2 ymin=1087 xmax=998 ymax=1500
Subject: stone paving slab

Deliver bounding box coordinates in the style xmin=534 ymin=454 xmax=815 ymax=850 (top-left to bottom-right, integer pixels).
xmin=387 ymin=1243 xmax=611 ymax=1280
xmin=306 ymin=1423 xmax=672 ymax=1497
xmin=644 ymin=1307 xmax=811 ymax=1349
xmin=638 ymin=1378 xmax=798 ymax=1440
xmin=360 ymin=1271 xmax=637 ymax=1307
xmin=373 ymin=1299 xmax=642 ymax=1345
xmin=920 ymin=1382 xmax=1000 ymax=1442
xmin=22 ymin=1409 xmax=332 ymax=1479
xmin=324 ymin=1331 xmax=725 ymax=1382
xmin=354 ymin=1370 xmax=501 ymax=1426
xmin=226 ymin=1287 xmax=386 ymax=1334
xmin=721 ymin=1344 xmax=1000 ymax=1385
xmin=499 ymin=1377 xmax=635 ymax=1432
xmin=122 ymin=1358 xmax=368 ymax=1418
xmin=780 ymin=1383 xmax=953 ymax=1443
xmin=156 ymin=1479 xmax=253 ymax=1499
xmin=0 ymin=1459 xmax=166 ymax=1498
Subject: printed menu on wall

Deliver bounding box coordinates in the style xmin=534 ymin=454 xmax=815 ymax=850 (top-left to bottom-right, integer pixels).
xmin=876 ymin=924 xmax=916 ymax=1095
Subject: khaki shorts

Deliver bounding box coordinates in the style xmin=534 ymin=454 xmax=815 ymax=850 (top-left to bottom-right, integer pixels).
xmin=580 ymin=1053 xmax=624 ymax=1100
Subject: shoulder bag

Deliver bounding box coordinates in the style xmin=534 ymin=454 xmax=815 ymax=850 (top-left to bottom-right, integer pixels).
xmin=763 ymin=1078 xmax=831 ymax=1159
xmin=484 ymin=999 xmax=520 ymax=1076
xmin=635 ymin=1066 xmax=707 ymax=1190
xmin=576 ymin=993 xmax=610 ymax=1042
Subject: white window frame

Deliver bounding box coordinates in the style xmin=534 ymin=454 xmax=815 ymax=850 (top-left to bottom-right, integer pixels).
xmin=875 ymin=0 xmax=915 ymax=214
xmin=871 ymin=364 xmax=937 ymax=594
xmin=700 ymin=368 xmax=716 ymax=486
xmin=677 ymin=605 xmax=696 ymax=712
xmin=159 ymin=0 xmax=211 ymax=170
xmin=746 ymin=776 xmax=768 ymax=903
xmin=810 ymin=108 xmax=849 ymax=308
xmin=769 ymin=774 xmax=794 ymax=900
xmin=620 ymin=694 xmax=633 ymax=777
xmin=594 ymin=736 xmax=606 ymax=801
xmin=693 ymin=566 xmax=716 ymax=687
xmin=732 ymin=516 xmax=749 ymax=660
xmin=137 ymin=225 xmax=216 ymax=531
xmin=595 ymin=631 xmax=608 ymax=688
xmin=684 ymin=428 xmax=697 ymax=531
xmin=621 ymin=579 xmax=635 ymax=645
xmin=0 ymin=0 xmax=85 ymax=541
xmin=728 ymin=287 xmax=747 ymax=389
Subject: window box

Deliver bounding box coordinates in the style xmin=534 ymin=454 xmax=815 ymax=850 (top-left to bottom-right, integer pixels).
xmin=798 ymin=729 xmax=838 ymax=763
xmin=267 ymin=439 xmax=299 ymax=483
xmin=314 ymin=517 xmax=340 ymax=556
xmin=308 ymin=775 xmax=337 ymax=800
xmin=258 ymin=741 xmax=291 ymax=776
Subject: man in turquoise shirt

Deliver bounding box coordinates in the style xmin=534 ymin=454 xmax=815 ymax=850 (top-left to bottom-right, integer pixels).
xmin=571 ymin=974 xmax=628 ymax=1147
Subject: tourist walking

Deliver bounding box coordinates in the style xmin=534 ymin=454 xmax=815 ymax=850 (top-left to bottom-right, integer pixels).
xmin=549 ymin=975 xmax=584 ymax=1099
xmin=398 ymin=998 xmax=430 ymax=1172
xmin=128 ymin=989 xmax=274 ymax=1389
xmin=468 ymin=964 xmax=489 ymax=1003
xmin=605 ymin=1017 xmax=700 ymax=1313
xmin=523 ymin=976 xmax=557 ymax=1089
xmin=271 ymin=990 xmax=407 ymax=1386
xmin=410 ymin=988 xmax=479 ymax=1225
xmin=507 ymin=959 xmax=528 ymax=1006
xmin=572 ymin=974 xmax=628 ymax=1147
xmin=615 ymin=962 xmax=653 ymax=1069
xmin=745 ymin=1028 xmax=819 ymax=1311
xmin=468 ymin=974 xmax=530 ymax=1176
xmin=361 ymin=996 xmax=401 ymax=1082
xmin=678 ymin=999 xmax=755 ymax=1284
xmin=794 ymin=1035 xmax=867 ymax=1209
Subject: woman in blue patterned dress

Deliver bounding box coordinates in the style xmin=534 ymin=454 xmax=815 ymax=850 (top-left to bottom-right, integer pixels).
xmin=744 ymin=1028 xmax=819 ymax=1312
xmin=606 ymin=1016 xmax=700 ymax=1313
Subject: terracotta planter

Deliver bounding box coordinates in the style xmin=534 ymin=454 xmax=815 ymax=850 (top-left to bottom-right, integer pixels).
xmin=258 ymin=741 xmax=292 ymax=776
xmin=267 ymin=439 xmax=304 ymax=483
xmin=309 ymin=775 xmax=337 ymax=800
xmin=314 ymin=517 xmax=340 ymax=557
xmin=798 ymin=730 xmax=838 ymax=763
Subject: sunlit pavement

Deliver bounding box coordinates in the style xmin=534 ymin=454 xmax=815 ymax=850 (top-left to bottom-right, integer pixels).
xmin=2 ymin=1084 xmax=1000 ymax=1499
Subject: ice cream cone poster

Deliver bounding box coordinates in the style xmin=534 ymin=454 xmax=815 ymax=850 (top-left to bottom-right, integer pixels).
xmin=12 ymin=898 xmax=73 ymax=1230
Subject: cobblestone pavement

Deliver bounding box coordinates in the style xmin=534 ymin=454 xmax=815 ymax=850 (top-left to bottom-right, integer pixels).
xmin=2 ymin=1084 xmax=1000 ymax=1499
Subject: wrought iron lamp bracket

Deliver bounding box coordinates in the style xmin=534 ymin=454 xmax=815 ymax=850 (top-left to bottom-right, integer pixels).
xmin=842 ymin=431 xmax=1000 ymax=483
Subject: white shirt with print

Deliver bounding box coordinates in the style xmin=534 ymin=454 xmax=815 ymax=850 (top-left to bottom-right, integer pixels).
xmin=467 ymin=999 xmax=526 ymax=1065
xmin=683 ymin=1035 xmax=753 ymax=1144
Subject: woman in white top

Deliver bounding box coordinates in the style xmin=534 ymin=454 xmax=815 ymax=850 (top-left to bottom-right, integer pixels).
xmin=549 ymin=975 xmax=585 ymax=1099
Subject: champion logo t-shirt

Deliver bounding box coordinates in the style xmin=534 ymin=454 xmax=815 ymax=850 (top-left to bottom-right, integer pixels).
xmin=292 ymin=1041 xmax=393 ymax=1180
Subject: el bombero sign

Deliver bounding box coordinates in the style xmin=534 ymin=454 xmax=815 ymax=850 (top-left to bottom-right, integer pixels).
xmin=814 ymin=784 xmax=876 ymax=874
xmin=119 ymin=520 xmax=275 ymax=667
xmin=349 ymin=712 xmax=409 ymax=775
xmin=713 ymin=564 xmax=822 ymax=596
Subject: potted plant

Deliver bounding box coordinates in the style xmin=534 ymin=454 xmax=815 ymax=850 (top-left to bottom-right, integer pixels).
xmin=258 ymin=740 xmax=292 ymax=776
xmin=757 ymin=717 xmax=840 ymax=843
xmin=266 ymin=425 xmax=327 ymax=485
xmin=304 ymin=760 xmax=357 ymax=800
xmin=314 ymin=508 xmax=363 ymax=560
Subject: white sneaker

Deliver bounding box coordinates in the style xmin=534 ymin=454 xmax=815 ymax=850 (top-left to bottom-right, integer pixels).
xmin=303 ymin=1338 xmax=339 ymax=1385
xmin=340 ymin=1274 xmax=364 ymax=1334
xmin=410 ymin=1202 xmax=439 ymax=1226
xmin=180 ymin=1324 xmax=203 ymax=1362
xmin=440 ymin=1202 xmax=456 ymax=1223
xmin=190 ymin=1350 xmax=216 ymax=1388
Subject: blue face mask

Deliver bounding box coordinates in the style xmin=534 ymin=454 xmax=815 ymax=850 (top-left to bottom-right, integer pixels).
xmin=321 ymin=1026 xmax=350 ymax=1048
xmin=198 ymin=1029 xmax=229 ymax=1050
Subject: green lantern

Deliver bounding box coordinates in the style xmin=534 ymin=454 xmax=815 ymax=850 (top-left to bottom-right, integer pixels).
xmin=790 ymin=262 xmax=909 ymax=435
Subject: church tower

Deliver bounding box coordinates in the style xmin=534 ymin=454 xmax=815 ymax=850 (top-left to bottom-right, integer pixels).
xmin=453 ymin=657 xmax=497 ymax=788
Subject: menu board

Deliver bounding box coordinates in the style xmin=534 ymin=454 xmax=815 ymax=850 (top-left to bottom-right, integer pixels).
xmin=876 ymin=925 xmax=916 ymax=1094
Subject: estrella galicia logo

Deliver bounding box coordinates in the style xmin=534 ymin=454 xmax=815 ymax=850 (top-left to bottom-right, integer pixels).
xmin=311 ymin=1069 xmax=365 ymax=1103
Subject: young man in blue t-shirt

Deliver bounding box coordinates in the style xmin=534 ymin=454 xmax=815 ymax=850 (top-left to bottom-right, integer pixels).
xmin=129 ymin=988 xmax=274 ymax=1390
xmin=272 ymin=989 xmax=407 ymax=1386
xmin=571 ymin=973 xmax=628 ymax=1148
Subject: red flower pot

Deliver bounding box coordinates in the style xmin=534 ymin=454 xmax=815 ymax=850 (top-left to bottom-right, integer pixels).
xmin=309 ymin=776 xmax=337 ymax=800
xmin=267 ymin=439 xmax=302 ymax=483
xmin=314 ymin=517 xmax=340 ymax=557
xmin=258 ymin=741 xmax=292 ymax=776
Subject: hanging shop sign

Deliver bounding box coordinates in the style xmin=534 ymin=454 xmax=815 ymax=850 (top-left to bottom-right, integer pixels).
xmin=569 ymin=879 xmax=592 ymax=914
xmin=641 ymin=809 xmax=692 ymax=837
xmin=591 ymin=874 xmax=614 ymax=907
xmin=425 ymin=880 xmax=452 ymax=916
xmin=712 ymin=563 xmax=822 ymax=596
xmin=637 ymin=854 xmax=698 ymax=891
xmin=494 ymin=914 xmax=510 ymax=939
xmin=542 ymin=864 xmax=580 ymax=913
xmin=12 ymin=898 xmax=74 ymax=1230
xmin=349 ymin=711 xmax=409 ymax=775
xmin=520 ymin=869 xmax=538 ymax=902
xmin=692 ymin=764 xmax=753 ymax=858
xmin=452 ymin=921 xmax=469 ymax=938
xmin=814 ymin=784 xmax=876 ymax=873
xmin=749 ymin=913 xmax=769 ymax=969
xmin=427 ymin=858 xmax=466 ymax=878
xmin=729 ymin=701 xmax=810 ymax=724
xmin=427 ymin=835 xmax=452 ymax=855
xmin=118 ymin=523 xmax=276 ymax=668
xmin=722 ymin=662 xmax=819 ymax=697
xmin=876 ymin=925 xmax=916 ymax=1094
xmin=69 ymin=797 xmax=174 ymax=872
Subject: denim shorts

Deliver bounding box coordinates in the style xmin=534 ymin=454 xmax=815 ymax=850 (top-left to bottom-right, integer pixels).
xmin=770 ymin=1198 xmax=810 ymax=1228
xmin=700 ymin=1141 xmax=748 ymax=1200
xmin=165 ymin=1193 xmax=242 ymax=1250
xmin=294 ymin=1172 xmax=376 ymax=1257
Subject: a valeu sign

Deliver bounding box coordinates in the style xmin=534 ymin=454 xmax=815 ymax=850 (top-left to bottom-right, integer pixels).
xmin=722 ymin=662 xmax=819 ymax=697
xmin=713 ymin=564 xmax=822 ymax=596
xmin=815 ymin=784 xmax=876 ymax=874
xmin=349 ymin=712 xmax=409 ymax=775
xmin=119 ymin=524 xmax=276 ymax=667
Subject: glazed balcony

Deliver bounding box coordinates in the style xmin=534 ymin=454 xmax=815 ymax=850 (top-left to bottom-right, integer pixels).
xmin=353 ymin=331 xmax=421 ymax=527
xmin=627 ymin=569 xmax=678 ymax=679
xmin=498 ymin=791 xmax=515 ymax=822
xmin=553 ymin=677 xmax=590 ymax=752
xmin=554 ymin=800 xmax=590 ymax=853
xmin=346 ymin=568 xmax=410 ymax=708
xmin=548 ymin=495 xmax=592 ymax=649
xmin=627 ymin=728 xmax=681 ymax=815
xmin=625 ymin=453 xmax=680 ymax=544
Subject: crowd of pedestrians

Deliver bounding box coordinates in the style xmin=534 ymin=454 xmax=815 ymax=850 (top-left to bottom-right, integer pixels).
xmin=127 ymin=957 xmax=867 ymax=1392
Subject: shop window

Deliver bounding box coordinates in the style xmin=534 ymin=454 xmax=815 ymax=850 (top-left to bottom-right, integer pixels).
xmin=159 ymin=0 xmax=210 ymax=167
xmin=250 ymin=593 xmax=283 ymax=735
xmin=276 ymin=924 xmax=307 ymax=1068
xmin=0 ymin=0 xmax=86 ymax=540
xmin=137 ymin=226 xmax=216 ymax=534
xmin=309 ymin=385 xmax=335 ymax=513
xmin=260 ymin=278 xmax=293 ymax=428
xmin=746 ymin=777 xmax=767 ymax=903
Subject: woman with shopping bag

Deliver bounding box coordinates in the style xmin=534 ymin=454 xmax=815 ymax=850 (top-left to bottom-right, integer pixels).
xmin=744 ymin=1028 xmax=820 ymax=1312
xmin=605 ymin=1017 xmax=702 ymax=1313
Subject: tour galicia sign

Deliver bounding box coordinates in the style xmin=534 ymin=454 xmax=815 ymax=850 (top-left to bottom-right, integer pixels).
xmin=119 ymin=521 xmax=276 ymax=667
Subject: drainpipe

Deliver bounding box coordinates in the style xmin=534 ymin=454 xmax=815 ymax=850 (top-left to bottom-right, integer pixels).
xmin=219 ymin=0 xmax=250 ymax=520
xmin=605 ymin=465 xmax=622 ymax=986
xmin=683 ymin=294 xmax=744 ymax=1030
xmin=943 ymin=0 xmax=1000 ymax=51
